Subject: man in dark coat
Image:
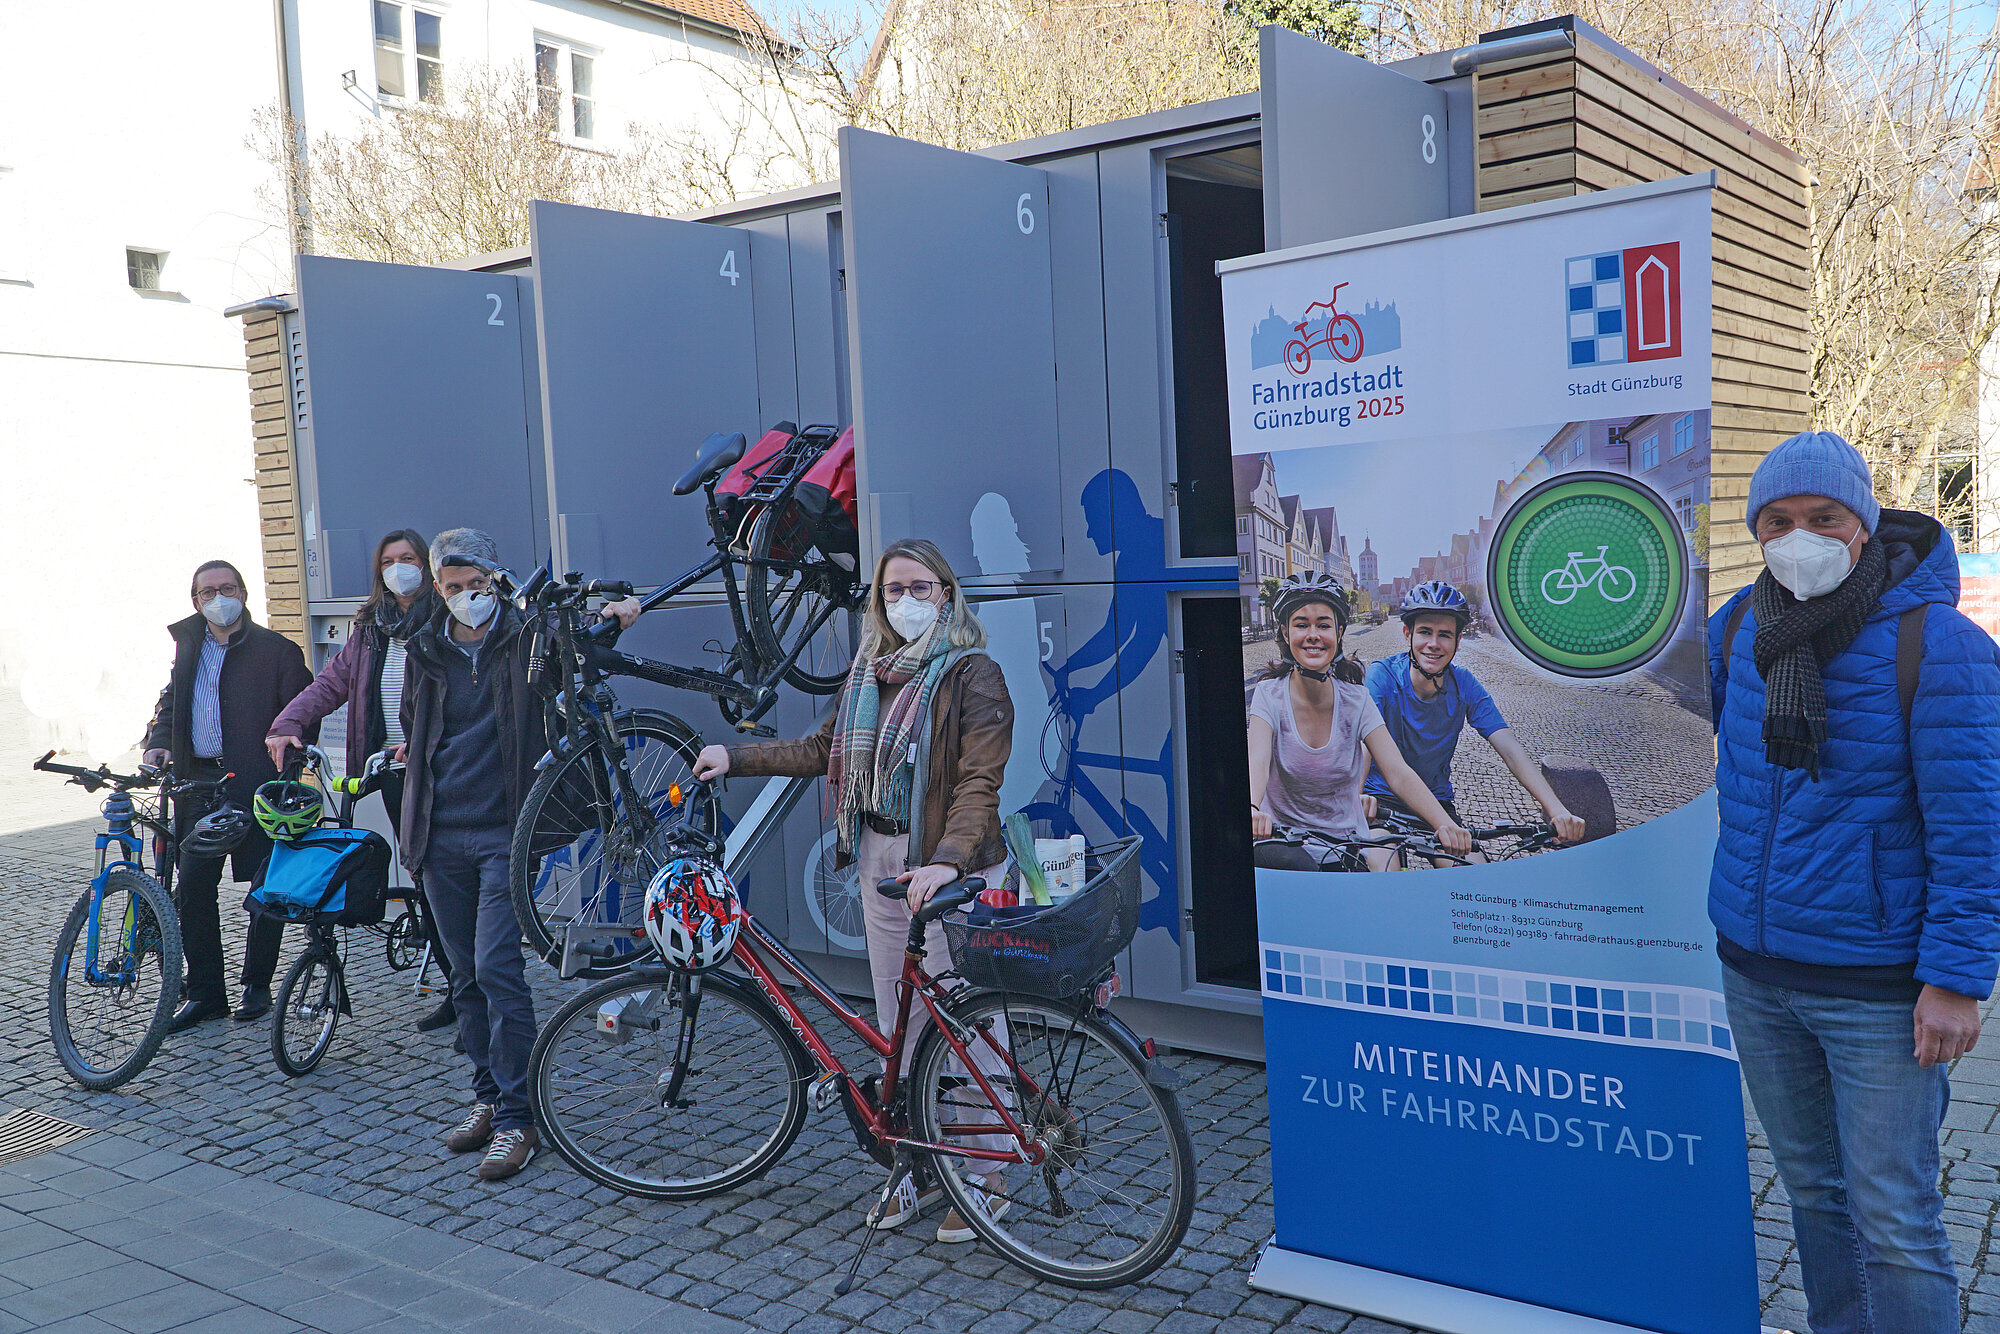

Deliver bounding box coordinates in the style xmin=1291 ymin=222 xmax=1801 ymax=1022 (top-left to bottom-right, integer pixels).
xmin=143 ymin=560 xmax=314 ymax=1030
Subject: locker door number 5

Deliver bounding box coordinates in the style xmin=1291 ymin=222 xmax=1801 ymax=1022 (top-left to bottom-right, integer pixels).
xmin=1016 ymin=193 xmax=1035 ymax=236
xmin=1421 ymin=114 xmax=1437 ymax=165
xmin=720 ymin=250 xmax=739 ymax=286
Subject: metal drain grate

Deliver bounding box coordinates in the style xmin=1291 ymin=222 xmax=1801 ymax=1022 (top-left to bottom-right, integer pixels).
xmin=0 ymin=1108 xmax=97 ymax=1167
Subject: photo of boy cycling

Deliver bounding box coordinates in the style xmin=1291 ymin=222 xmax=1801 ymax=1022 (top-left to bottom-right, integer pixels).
xmin=1246 ymin=573 xmax=1472 ymax=872
xmin=1363 ymin=581 xmax=1587 ymax=862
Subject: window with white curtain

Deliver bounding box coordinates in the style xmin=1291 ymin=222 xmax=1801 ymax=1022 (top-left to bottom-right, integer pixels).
xmin=535 ymin=36 xmax=598 ymax=140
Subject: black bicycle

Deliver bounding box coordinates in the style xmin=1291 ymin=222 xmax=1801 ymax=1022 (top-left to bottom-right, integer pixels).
xmin=32 ymin=754 xmax=231 ymax=1089
xmin=1256 ymin=817 xmax=1561 ymax=871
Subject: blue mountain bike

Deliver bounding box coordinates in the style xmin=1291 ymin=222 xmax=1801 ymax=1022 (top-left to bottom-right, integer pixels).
xmin=32 ymin=753 xmax=224 ymax=1090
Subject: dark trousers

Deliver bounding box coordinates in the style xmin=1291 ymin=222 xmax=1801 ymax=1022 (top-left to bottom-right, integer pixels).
xmin=378 ymin=770 xmax=451 ymax=983
xmin=177 ymin=842 xmax=283 ymax=1006
xmin=424 ymin=824 xmax=534 ymax=1129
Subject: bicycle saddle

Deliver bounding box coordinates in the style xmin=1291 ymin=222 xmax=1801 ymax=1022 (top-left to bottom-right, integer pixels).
xmin=673 ymin=431 xmax=748 ymax=496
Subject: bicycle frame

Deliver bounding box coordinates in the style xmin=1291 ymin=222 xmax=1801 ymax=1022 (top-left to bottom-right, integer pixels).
xmin=715 ymin=916 xmax=1048 ymax=1167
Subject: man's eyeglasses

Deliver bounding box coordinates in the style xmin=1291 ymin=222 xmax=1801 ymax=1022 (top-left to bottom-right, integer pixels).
xmin=882 ymin=581 xmax=939 ymax=601
xmin=195 ymin=585 xmax=244 ymax=604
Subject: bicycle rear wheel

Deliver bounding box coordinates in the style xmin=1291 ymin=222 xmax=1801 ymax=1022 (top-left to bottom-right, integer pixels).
xmin=745 ymin=503 xmax=857 ymax=695
xmin=272 ymin=945 xmax=343 ymax=1077
xmin=911 ymin=992 xmax=1195 ymax=1288
xmin=529 ymin=971 xmax=809 ymax=1199
xmin=48 ymin=870 xmax=182 ymax=1091
xmin=510 ymin=710 xmax=708 ymax=978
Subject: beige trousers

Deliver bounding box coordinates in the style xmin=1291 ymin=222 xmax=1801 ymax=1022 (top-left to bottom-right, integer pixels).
xmin=855 ymin=826 xmax=1010 ymax=1156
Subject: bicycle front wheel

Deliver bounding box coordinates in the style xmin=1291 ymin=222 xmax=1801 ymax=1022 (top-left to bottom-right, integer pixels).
xmin=272 ymin=948 xmax=343 ymax=1077
xmin=911 ymin=993 xmax=1196 ymax=1288
xmin=530 ymin=971 xmax=809 ymax=1199
xmin=48 ymin=869 xmax=182 ymax=1091
xmin=745 ymin=503 xmax=857 ymax=695
xmin=510 ymin=710 xmax=707 ymax=978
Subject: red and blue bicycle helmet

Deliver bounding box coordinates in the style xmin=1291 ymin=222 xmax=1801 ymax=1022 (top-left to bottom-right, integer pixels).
xmin=1399 ymin=581 xmax=1470 ymax=628
xmin=644 ymin=856 xmax=744 ymax=974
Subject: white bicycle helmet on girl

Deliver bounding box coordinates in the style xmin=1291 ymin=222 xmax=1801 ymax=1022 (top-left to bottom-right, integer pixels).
xmin=643 ymin=856 xmax=745 ymax=973
xmin=1267 ymin=570 xmax=1351 ymax=628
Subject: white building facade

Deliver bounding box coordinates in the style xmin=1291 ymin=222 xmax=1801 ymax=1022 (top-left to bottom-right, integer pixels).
xmin=0 ymin=0 xmax=766 ymax=758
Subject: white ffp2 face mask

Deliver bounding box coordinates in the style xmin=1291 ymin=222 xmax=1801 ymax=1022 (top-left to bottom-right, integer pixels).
xmin=382 ymin=562 xmax=425 ymax=597
xmin=886 ymin=595 xmax=939 ymax=640
xmin=200 ymin=595 xmax=242 ymax=628
xmin=448 ymin=588 xmax=498 ymax=629
xmin=1762 ymin=527 xmax=1858 ymax=600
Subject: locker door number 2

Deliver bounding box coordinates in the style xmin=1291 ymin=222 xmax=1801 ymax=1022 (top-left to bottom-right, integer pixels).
xmin=485 ymin=293 xmax=505 ymax=326
xmin=1420 ymin=114 xmax=1437 ymax=164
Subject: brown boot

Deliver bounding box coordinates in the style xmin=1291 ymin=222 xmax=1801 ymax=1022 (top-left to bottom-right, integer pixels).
xmin=445 ymin=1102 xmax=495 ymax=1153
xmin=475 ymin=1126 xmax=537 ymax=1180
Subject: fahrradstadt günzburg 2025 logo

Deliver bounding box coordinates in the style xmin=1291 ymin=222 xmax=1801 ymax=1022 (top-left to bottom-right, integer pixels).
xmin=1485 ymin=470 xmax=1688 ymax=679
xmin=1244 ymin=279 xmax=1406 ymax=434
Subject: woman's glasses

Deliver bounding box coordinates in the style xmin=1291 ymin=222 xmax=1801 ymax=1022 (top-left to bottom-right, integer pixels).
xmin=882 ymin=581 xmax=938 ymax=601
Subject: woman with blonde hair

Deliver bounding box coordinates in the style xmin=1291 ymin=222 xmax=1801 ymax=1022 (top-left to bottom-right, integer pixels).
xmin=693 ymin=536 xmax=1014 ymax=1241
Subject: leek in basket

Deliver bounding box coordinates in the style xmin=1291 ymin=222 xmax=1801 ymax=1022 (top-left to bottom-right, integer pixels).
xmin=1003 ymin=813 xmax=1052 ymax=906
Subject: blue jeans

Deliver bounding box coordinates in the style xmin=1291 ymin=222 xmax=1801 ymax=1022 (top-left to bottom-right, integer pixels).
xmin=424 ymin=824 xmax=535 ymax=1131
xmin=1722 ymin=966 xmax=1959 ymax=1334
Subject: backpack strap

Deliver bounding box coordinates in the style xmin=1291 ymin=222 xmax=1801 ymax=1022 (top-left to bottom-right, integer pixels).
xmin=1897 ymin=604 xmax=1928 ymax=730
xmin=1722 ymin=595 xmax=1751 ymax=664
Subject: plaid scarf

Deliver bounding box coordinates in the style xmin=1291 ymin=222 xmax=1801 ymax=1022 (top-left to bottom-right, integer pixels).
xmin=1751 ymin=535 xmax=1887 ymax=777
xmin=829 ymin=605 xmax=956 ymax=859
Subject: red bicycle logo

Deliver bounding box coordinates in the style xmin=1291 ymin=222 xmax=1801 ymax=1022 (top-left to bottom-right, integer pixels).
xmin=1284 ymin=283 xmax=1365 ymax=374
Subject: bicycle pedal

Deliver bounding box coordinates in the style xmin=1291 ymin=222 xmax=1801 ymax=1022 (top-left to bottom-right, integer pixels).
xmin=810 ymin=1072 xmax=841 ymax=1112
xmin=736 ymin=721 xmax=777 ymax=737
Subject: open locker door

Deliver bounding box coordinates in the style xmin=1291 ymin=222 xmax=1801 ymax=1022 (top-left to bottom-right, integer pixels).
xmin=294 ymin=255 xmax=543 ymax=597
xmin=531 ymin=200 xmax=762 ymax=587
xmin=839 ymin=127 xmax=1064 ymax=581
xmin=1260 ymin=25 xmax=1451 ymax=250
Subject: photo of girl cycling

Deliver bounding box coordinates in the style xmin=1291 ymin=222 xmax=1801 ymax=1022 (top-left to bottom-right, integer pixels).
xmin=1246 ymin=573 xmax=1472 ymax=871
xmin=1362 ymin=581 xmax=1587 ymax=863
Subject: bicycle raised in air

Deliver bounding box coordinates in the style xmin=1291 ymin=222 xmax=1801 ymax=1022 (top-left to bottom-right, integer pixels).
xmin=528 ymin=779 xmax=1195 ymax=1290
xmin=1257 ymin=815 xmax=1563 ymax=872
xmin=31 ymin=753 xmax=223 ymax=1089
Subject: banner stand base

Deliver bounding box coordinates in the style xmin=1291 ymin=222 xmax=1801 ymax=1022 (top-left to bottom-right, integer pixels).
xmin=1248 ymin=1241 xmax=1788 ymax=1334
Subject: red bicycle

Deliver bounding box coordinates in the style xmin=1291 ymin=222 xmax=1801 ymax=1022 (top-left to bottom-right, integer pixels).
xmin=526 ymin=780 xmax=1196 ymax=1289
xmin=1284 ymin=282 xmax=1365 ymax=373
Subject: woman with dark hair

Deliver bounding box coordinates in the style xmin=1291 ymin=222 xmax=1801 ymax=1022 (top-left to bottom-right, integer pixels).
xmin=692 ymin=536 xmax=1015 ymax=1243
xmin=1248 ymin=572 xmax=1471 ymax=871
xmin=268 ymin=529 xmax=461 ymax=1030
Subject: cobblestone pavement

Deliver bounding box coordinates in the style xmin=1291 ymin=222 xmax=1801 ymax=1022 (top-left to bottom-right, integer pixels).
xmin=5 ymin=683 xmax=2000 ymax=1333
xmin=1244 ymin=622 xmax=1713 ymax=832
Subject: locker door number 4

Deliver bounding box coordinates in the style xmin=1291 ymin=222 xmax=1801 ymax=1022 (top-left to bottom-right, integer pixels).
xmin=720 ymin=250 xmax=739 ymax=285
xmin=1421 ymin=114 xmax=1437 ymax=164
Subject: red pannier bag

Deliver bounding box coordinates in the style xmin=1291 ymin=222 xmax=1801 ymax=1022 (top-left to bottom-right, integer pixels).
xmin=711 ymin=424 xmax=797 ymax=535
xmin=793 ymin=426 xmax=858 ymax=568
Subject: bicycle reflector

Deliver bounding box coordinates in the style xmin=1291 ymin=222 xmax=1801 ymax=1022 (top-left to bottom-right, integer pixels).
xmin=644 ymin=856 xmax=743 ymax=974
xmin=668 ymin=781 xmax=684 ymax=808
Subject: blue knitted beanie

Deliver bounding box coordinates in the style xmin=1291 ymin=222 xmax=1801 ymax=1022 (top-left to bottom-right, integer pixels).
xmin=1746 ymin=431 xmax=1880 ymax=534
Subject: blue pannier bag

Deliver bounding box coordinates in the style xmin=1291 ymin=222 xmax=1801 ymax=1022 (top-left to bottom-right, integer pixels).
xmin=244 ymin=828 xmax=391 ymax=926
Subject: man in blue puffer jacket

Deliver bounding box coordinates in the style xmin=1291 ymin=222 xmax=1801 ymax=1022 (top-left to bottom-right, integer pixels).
xmin=1712 ymin=430 xmax=2000 ymax=1334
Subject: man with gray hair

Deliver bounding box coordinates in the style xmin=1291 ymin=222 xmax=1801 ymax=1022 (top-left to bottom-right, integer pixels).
xmin=395 ymin=528 xmax=640 ymax=1179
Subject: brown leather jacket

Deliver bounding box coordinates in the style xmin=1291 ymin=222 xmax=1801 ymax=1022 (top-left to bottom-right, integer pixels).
xmin=727 ymin=654 xmax=1013 ymax=873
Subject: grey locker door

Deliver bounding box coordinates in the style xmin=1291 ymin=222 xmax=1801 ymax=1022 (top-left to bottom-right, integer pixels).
xmin=838 ymin=127 xmax=1063 ymax=581
xmin=531 ymin=200 xmax=761 ymax=587
xmin=1260 ymin=25 xmax=1451 ymax=251
xmin=294 ymin=256 xmax=543 ymax=596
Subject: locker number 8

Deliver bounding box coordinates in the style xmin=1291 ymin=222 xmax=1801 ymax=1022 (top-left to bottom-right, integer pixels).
xmin=1421 ymin=114 xmax=1437 ymax=164
xmin=1016 ymin=193 xmax=1035 ymax=235
xmin=720 ymin=250 xmax=739 ymax=286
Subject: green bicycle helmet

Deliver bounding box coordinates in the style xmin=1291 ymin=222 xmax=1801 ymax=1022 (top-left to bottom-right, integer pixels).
xmin=252 ymin=779 xmax=322 ymax=842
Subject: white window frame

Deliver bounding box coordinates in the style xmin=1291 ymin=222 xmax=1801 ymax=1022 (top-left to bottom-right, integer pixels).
xmin=375 ymin=2 xmax=445 ymax=104
xmin=535 ymin=34 xmax=600 ymax=142
xmin=126 ymin=247 xmax=171 ymax=294
xmin=1671 ymin=412 xmax=1696 ymax=457
xmin=1638 ymin=434 xmax=1659 ymax=471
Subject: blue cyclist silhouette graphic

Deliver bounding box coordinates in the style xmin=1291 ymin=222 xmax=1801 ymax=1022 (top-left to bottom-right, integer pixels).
xmin=1020 ymin=469 xmax=1183 ymax=939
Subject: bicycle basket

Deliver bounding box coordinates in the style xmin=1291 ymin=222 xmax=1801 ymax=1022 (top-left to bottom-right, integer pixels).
xmin=244 ymin=827 xmax=391 ymax=927
xmin=941 ymin=835 xmax=1141 ymax=1000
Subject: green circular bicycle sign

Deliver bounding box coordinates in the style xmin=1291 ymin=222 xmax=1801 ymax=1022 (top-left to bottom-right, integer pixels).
xmin=1485 ymin=471 xmax=1687 ymax=678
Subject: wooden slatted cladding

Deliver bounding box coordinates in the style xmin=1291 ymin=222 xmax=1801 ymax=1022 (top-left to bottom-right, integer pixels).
xmin=240 ymin=311 xmax=308 ymax=649
xmin=1474 ymin=26 xmax=1813 ymax=612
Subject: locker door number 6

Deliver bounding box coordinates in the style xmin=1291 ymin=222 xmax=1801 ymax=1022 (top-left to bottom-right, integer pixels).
xmin=1016 ymin=193 xmax=1035 ymax=235
xmin=1421 ymin=114 xmax=1437 ymax=165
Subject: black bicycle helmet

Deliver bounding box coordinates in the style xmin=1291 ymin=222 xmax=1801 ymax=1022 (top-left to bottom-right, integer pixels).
xmin=252 ymin=780 xmax=323 ymax=842
xmin=1267 ymin=571 xmax=1351 ymax=629
xmin=1400 ymin=580 xmax=1470 ymax=628
xmin=183 ymin=803 xmax=253 ymax=858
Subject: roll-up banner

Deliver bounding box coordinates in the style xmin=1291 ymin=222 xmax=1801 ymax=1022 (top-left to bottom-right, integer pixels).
xmin=1220 ymin=175 xmax=1760 ymax=1334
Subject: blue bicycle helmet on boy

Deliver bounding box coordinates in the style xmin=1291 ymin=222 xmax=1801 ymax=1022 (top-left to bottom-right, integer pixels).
xmin=1399 ymin=581 xmax=1470 ymax=627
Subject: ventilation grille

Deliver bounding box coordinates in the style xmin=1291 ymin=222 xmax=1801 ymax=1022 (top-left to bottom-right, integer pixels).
xmin=0 ymin=1108 xmax=97 ymax=1168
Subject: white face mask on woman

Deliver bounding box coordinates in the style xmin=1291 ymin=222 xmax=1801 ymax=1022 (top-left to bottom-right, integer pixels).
xmin=381 ymin=562 xmax=425 ymax=597
xmin=447 ymin=588 xmax=498 ymax=629
xmin=886 ymin=594 xmax=939 ymax=640
xmin=1762 ymin=527 xmax=1859 ymax=600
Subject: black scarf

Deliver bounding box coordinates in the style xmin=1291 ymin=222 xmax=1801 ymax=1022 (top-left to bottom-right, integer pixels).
xmin=374 ymin=589 xmax=438 ymax=642
xmin=1750 ymin=536 xmax=1887 ymax=777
